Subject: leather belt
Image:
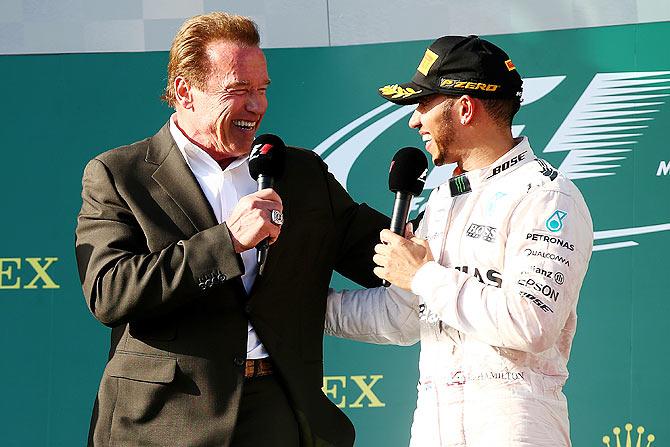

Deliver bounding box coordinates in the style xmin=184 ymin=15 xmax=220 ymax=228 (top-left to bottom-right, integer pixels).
xmin=244 ymin=358 xmax=273 ymax=379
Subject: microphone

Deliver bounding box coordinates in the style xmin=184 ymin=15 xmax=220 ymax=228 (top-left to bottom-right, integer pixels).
xmin=383 ymin=147 xmax=428 ymax=287
xmin=248 ymin=134 xmax=286 ymax=274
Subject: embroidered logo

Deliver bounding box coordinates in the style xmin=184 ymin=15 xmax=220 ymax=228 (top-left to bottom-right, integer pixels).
xmin=546 ymin=210 xmax=567 ymax=232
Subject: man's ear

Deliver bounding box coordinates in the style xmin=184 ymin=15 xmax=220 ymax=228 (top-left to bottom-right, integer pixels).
xmin=174 ymin=76 xmax=193 ymax=109
xmin=456 ymin=95 xmax=475 ymax=125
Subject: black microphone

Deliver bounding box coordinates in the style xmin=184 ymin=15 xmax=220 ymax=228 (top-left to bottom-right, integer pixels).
xmin=383 ymin=147 xmax=428 ymax=287
xmin=248 ymin=134 xmax=286 ymax=274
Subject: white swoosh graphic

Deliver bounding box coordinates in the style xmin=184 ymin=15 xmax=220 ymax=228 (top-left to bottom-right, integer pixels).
xmin=593 ymin=222 xmax=670 ymax=251
xmin=594 ymin=222 xmax=670 ymax=239
xmin=520 ymin=76 xmax=566 ymax=106
xmin=321 ymin=106 xmax=415 ymax=188
xmin=544 ymin=71 xmax=670 ymax=180
xmin=314 ymin=102 xmax=395 ymax=156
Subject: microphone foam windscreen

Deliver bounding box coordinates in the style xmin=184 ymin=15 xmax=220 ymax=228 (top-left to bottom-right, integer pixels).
xmin=248 ymin=134 xmax=286 ymax=180
xmin=388 ymin=147 xmax=428 ymax=195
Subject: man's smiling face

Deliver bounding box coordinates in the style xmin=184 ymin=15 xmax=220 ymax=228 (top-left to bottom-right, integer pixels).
xmin=409 ymin=94 xmax=463 ymax=167
xmin=186 ymin=40 xmax=270 ymax=159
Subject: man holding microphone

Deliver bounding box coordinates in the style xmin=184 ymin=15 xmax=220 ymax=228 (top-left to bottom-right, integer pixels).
xmin=327 ymin=35 xmax=593 ymax=446
xmin=76 ymin=12 xmax=387 ymax=447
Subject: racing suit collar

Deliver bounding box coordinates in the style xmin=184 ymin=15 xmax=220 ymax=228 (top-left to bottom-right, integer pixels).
xmin=449 ymin=136 xmax=534 ymax=197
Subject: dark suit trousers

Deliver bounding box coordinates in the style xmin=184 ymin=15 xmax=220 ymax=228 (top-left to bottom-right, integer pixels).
xmin=230 ymin=374 xmax=300 ymax=447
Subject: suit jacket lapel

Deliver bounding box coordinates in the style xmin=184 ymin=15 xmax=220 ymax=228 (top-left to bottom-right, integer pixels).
xmin=148 ymin=123 xmax=218 ymax=233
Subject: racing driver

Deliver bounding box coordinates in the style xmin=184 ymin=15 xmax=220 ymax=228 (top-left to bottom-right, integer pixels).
xmin=325 ymin=35 xmax=593 ymax=446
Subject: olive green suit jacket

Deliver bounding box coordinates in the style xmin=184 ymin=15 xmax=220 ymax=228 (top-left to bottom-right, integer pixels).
xmin=75 ymin=123 xmax=388 ymax=446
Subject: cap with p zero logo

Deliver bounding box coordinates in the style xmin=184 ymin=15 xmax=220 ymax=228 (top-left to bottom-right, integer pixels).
xmin=378 ymin=35 xmax=523 ymax=105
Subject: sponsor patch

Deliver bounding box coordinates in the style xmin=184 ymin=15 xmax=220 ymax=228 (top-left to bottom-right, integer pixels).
xmin=466 ymin=224 xmax=497 ymax=242
xmin=519 ymin=291 xmax=554 ymax=313
xmin=524 ymin=265 xmax=566 ymax=285
xmin=439 ymin=78 xmax=500 ymax=92
xmin=554 ymin=271 xmax=565 ymax=284
xmin=523 ymin=248 xmax=571 ymax=266
xmin=418 ymin=303 xmax=441 ymax=325
xmin=518 ymin=277 xmax=560 ymax=302
xmin=417 ymin=49 xmax=439 ymax=76
xmin=454 ymin=266 xmax=502 ymax=288
xmin=443 ymin=370 xmax=526 ymax=387
xmin=526 ymin=233 xmax=574 ymax=251
xmin=546 ymin=210 xmax=568 ymax=232
xmin=379 ymin=84 xmax=423 ymax=100
xmin=449 ymin=174 xmax=471 ymax=196
xmin=486 ymin=151 xmax=527 ymax=179
xmin=536 ymin=159 xmax=558 ymax=181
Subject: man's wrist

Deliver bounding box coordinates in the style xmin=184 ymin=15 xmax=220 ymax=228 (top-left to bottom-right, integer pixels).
xmin=410 ymin=261 xmax=443 ymax=297
xmin=225 ymin=224 xmax=245 ymax=254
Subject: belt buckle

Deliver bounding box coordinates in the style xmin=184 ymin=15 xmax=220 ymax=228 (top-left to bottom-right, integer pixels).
xmin=245 ymin=358 xmax=273 ymax=379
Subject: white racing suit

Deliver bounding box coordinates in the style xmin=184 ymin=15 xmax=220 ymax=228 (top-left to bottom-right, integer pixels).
xmin=326 ymin=137 xmax=593 ymax=446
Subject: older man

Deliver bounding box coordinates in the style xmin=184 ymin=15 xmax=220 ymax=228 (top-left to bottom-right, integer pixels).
xmin=326 ymin=35 xmax=593 ymax=446
xmin=76 ymin=12 xmax=387 ymax=447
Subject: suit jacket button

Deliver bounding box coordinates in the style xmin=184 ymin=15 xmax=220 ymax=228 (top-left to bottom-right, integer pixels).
xmin=233 ymin=356 xmax=245 ymax=367
xmin=244 ymin=304 xmax=252 ymax=314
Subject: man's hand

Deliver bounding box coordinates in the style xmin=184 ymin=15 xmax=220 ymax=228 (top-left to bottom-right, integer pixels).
xmin=225 ymin=189 xmax=283 ymax=253
xmin=373 ymin=229 xmax=434 ymax=290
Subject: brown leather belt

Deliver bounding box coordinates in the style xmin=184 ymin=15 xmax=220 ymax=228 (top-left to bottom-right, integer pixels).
xmin=244 ymin=358 xmax=273 ymax=379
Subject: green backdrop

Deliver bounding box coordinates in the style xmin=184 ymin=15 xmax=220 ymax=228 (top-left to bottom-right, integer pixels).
xmin=1 ymin=22 xmax=669 ymax=446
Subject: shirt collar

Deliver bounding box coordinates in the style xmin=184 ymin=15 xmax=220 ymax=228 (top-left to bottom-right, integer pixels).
xmin=169 ymin=114 xmax=248 ymax=174
xmin=449 ymin=136 xmax=534 ymax=196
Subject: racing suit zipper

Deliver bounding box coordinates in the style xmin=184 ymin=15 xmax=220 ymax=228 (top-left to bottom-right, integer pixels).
xmin=433 ymin=195 xmax=460 ymax=445
xmin=438 ymin=198 xmax=457 ymax=267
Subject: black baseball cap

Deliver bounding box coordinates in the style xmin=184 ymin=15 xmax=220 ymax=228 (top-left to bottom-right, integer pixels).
xmin=379 ymin=35 xmax=523 ymax=105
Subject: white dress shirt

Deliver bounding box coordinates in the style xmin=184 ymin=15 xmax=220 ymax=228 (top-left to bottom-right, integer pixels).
xmin=169 ymin=116 xmax=268 ymax=359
